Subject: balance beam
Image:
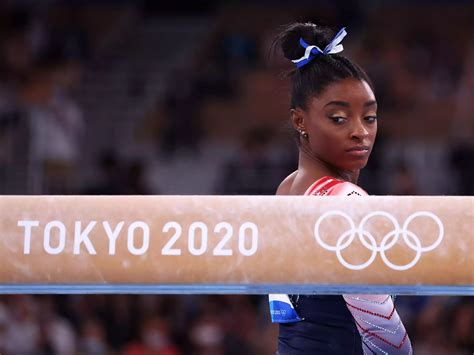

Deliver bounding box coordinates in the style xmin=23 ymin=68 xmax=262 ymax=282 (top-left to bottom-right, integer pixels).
xmin=0 ymin=196 xmax=472 ymax=295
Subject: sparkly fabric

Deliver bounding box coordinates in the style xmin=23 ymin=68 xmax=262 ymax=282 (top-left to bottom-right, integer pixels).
xmin=273 ymin=176 xmax=412 ymax=354
xmin=307 ymin=177 xmax=413 ymax=355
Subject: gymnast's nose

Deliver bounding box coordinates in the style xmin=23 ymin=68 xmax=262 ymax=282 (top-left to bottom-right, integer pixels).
xmin=350 ymin=118 xmax=369 ymax=141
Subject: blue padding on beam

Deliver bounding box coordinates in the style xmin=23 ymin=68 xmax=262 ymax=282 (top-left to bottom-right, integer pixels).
xmin=0 ymin=284 xmax=472 ymax=295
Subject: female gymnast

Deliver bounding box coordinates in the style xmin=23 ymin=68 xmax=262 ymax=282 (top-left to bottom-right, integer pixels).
xmin=268 ymin=23 xmax=412 ymax=354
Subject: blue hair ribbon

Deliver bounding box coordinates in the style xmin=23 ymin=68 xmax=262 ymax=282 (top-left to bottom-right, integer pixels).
xmin=292 ymin=27 xmax=347 ymax=68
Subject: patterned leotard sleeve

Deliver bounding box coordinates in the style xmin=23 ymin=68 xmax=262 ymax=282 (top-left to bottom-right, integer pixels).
xmin=312 ymin=178 xmax=413 ymax=355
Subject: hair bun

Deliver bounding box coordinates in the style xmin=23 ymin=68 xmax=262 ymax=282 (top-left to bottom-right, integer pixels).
xmin=278 ymin=23 xmax=334 ymax=62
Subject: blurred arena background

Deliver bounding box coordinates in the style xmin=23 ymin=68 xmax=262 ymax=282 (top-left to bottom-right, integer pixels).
xmin=0 ymin=0 xmax=473 ymax=354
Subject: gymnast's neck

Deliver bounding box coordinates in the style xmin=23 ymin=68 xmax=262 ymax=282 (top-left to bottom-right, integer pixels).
xmin=298 ymin=150 xmax=359 ymax=184
xmin=276 ymin=152 xmax=361 ymax=195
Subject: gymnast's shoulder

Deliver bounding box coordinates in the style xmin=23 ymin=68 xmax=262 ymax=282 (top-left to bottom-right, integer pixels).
xmin=276 ymin=171 xmax=298 ymax=195
xmin=331 ymin=180 xmax=368 ymax=196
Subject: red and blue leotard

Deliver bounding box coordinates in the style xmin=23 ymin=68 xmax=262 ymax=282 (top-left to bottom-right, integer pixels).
xmin=271 ymin=176 xmax=412 ymax=354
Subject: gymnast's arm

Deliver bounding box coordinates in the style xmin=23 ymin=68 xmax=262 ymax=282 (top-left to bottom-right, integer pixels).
xmin=333 ymin=182 xmax=413 ymax=354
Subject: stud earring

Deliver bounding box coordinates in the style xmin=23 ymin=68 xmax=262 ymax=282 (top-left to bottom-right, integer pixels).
xmin=300 ymin=130 xmax=308 ymax=139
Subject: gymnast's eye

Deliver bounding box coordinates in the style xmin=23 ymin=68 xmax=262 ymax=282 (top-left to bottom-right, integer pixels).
xmin=329 ymin=116 xmax=347 ymax=124
xmin=364 ymin=116 xmax=378 ymax=123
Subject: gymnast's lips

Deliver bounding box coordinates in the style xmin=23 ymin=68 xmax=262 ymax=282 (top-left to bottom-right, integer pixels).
xmin=345 ymin=145 xmax=370 ymax=157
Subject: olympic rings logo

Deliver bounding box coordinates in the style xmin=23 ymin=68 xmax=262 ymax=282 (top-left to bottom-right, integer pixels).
xmin=314 ymin=211 xmax=444 ymax=271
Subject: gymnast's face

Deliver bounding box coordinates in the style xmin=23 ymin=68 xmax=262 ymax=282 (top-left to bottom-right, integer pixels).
xmin=292 ymin=78 xmax=377 ymax=172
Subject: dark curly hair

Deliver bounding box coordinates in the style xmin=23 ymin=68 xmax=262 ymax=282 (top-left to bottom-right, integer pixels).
xmin=272 ymin=22 xmax=374 ymax=110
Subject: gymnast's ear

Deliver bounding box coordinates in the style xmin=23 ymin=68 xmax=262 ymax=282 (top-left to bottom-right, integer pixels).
xmin=290 ymin=107 xmax=306 ymax=132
